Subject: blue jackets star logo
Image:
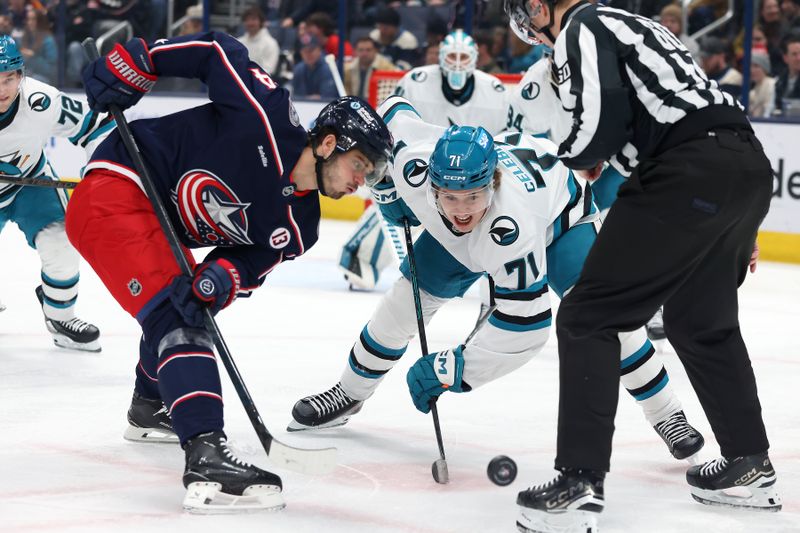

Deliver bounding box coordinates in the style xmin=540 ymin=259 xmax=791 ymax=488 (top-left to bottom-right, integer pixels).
xmin=172 ymin=170 xmax=253 ymax=246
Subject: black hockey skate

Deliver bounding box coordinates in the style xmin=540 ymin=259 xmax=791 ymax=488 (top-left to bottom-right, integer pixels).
xmin=36 ymin=285 xmax=101 ymax=352
xmin=646 ymin=307 xmax=666 ymax=341
xmin=653 ymin=410 xmax=704 ymax=461
xmin=287 ymin=382 xmax=363 ymax=432
xmin=516 ymin=468 xmax=604 ymax=533
xmin=123 ymin=392 xmax=178 ymax=443
xmin=687 ymin=452 xmax=782 ymax=511
xmin=182 ymin=431 xmax=284 ymax=513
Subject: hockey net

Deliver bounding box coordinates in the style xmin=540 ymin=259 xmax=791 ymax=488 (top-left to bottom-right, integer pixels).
xmin=368 ymin=70 xmax=523 ymax=109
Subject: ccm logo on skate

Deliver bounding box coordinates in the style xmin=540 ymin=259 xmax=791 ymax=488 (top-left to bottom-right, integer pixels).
xmin=735 ymin=468 xmax=758 ymax=486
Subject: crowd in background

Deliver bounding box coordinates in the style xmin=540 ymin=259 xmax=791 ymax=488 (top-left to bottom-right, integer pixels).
xmin=2 ymin=0 xmax=800 ymax=119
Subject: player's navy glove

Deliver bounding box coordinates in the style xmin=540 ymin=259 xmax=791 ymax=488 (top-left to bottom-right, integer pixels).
xmin=82 ymin=38 xmax=157 ymax=112
xmin=169 ymin=259 xmax=240 ymax=327
xmin=406 ymin=345 xmax=467 ymax=413
xmin=370 ymin=178 xmax=419 ymax=227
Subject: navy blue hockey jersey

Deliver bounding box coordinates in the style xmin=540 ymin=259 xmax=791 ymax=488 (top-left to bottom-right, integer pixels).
xmin=86 ymin=32 xmax=316 ymax=296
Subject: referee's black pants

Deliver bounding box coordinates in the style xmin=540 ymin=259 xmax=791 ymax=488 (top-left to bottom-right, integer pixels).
xmin=555 ymin=127 xmax=773 ymax=472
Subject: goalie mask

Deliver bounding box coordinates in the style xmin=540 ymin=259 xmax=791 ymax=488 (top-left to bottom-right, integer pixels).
xmin=427 ymin=125 xmax=497 ymax=234
xmin=439 ymin=30 xmax=478 ymax=91
xmin=504 ymin=0 xmax=558 ymax=46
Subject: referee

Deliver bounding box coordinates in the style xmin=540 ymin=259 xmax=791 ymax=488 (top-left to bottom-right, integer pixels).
xmin=503 ymin=0 xmax=781 ymax=530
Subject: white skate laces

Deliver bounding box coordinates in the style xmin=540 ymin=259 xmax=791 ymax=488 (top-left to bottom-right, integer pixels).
xmin=306 ymin=384 xmax=353 ymax=416
xmin=655 ymin=411 xmax=693 ymax=446
xmin=698 ymin=457 xmax=729 ymax=478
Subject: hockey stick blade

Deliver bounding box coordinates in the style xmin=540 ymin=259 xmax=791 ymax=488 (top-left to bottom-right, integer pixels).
xmin=267 ymin=439 xmax=338 ymax=475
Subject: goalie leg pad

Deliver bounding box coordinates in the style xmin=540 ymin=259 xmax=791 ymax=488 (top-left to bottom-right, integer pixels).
xmin=339 ymin=205 xmax=394 ymax=291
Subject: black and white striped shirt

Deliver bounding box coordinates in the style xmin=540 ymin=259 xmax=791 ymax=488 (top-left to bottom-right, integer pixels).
xmin=550 ymin=3 xmax=741 ymax=176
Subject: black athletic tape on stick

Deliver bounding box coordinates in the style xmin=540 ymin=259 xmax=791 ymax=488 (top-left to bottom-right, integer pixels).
xmin=0 ymin=175 xmax=77 ymax=189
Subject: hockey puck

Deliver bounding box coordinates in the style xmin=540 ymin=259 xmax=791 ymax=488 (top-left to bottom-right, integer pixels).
xmin=487 ymin=455 xmax=517 ymax=486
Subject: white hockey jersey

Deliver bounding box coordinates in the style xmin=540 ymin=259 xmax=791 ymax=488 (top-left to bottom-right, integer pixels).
xmin=378 ymin=95 xmax=599 ymax=388
xmin=0 ymin=77 xmax=114 ymax=208
xmin=393 ymin=65 xmax=510 ymax=135
xmin=506 ymin=57 xmax=572 ymax=140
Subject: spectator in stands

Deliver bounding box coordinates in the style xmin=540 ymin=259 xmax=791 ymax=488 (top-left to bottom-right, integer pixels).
xmin=781 ymin=0 xmax=800 ymax=27
xmin=369 ymin=6 xmax=419 ymax=69
xmin=305 ymin=12 xmax=353 ymax=60
xmin=63 ymin=0 xmax=98 ymax=87
xmin=424 ymin=42 xmax=439 ymax=66
xmin=659 ymin=4 xmax=700 ymax=59
xmin=749 ymin=51 xmax=777 ymax=118
xmin=281 ymin=0 xmax=359 ymax=31
xmin=773 ymin=31 xmax=800 ymax=115
xmin=0 ymin=14 xmax=13 ymax=36
xmin=687 ymin=0 xmax=729 ymax=34
xmin=344 ymin=36 xmax=397 ymax=100
xmin=180 ymin=9 xmax=203 ymax=35
xmin=3 ymin=0 xmax=25 ymax=40
xmin=761 ymin=0 xmax=789 ymax=72
xmin=699 ymin=36 xmax=743 ymax=97
xmin=238 ymin=6 xmax=280 ymax=73
xmin=474 ymin=30 xmax=503 ymax=74
xmin=19 ymin=8 xmax=56 ymax=84
xmin=424 ymin=15 xmax=448 ymax=48
xmin=292 ymin=33 xmax=338 ymax=100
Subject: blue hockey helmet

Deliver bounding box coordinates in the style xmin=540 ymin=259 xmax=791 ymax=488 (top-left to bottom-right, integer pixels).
xmin=0 ymin=35 xmax=24 ymax=73
xmin=427 ymin=125 xmax=497 ymax=222
xmin=309 ymin=96 xmax=393 ymax=190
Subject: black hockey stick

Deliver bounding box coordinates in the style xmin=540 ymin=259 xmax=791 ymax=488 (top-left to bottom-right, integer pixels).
xmin=81 ymin=38 xmax=336 ymax=475
xmin=0 ymin=175 xmax=77 ymax=189
xmin=402 ymin=217 xmax=449 ymax=484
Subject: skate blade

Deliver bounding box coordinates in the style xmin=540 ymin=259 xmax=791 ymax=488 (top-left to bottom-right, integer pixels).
xmin=517 ymin=508 xmax=599 ymax=533
xmin=286 ymin=416 xmax=351 ymax=432
xmin=690 ymin=484 xmax=782 ymax=512
xmin=183 ymin=482 xmax=285 ymax=514
xmin=123 ymin=425 xmax=178 ymax=444
xmin=52 ymin=335 xmax=102 ymax=353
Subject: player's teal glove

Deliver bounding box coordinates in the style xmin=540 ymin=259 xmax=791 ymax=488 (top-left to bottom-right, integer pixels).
xmin=406 ymin=345 xmax=467 ymax=413
xmin=369 ymin=177 xmax=419 ymax=227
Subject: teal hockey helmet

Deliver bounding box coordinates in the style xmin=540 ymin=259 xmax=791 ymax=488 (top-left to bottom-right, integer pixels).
xmin=427 ymin=125 xmax=497 ymax=223
xmin=0 ymin=36 xmax=24 ymax=73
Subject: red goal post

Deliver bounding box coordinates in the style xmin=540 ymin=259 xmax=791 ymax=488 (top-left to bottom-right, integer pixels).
xmin=368 ymin=70 xmax=524 ymax=109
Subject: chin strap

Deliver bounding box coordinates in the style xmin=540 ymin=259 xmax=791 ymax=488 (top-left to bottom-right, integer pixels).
xmin=314 ymin=153 xmax=328 ymax=196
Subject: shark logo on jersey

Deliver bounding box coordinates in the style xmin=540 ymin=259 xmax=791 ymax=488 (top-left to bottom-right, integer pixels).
xmin=521 ymin=81 xmax=540 ymax=100
xmin=172 ymin=170 xmax=253 ymax=246
xmin=28 ymin=92 xmax=51 ymax=111
xmin=489 ymin=216 xmax=519 ymax=246
xmin=492 ymin=80 xmax=506 ymax=92
xmin=403 ymin=159 xmax=428 ymax=188
xmin=0 ymin=150 xmax=24 ymax=177
xmin=411 ymin=70 xmax=427 ymax=82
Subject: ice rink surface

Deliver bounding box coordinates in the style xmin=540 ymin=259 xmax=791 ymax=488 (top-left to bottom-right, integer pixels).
xmin=1 ymin=219 xmax=798 ymax=533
